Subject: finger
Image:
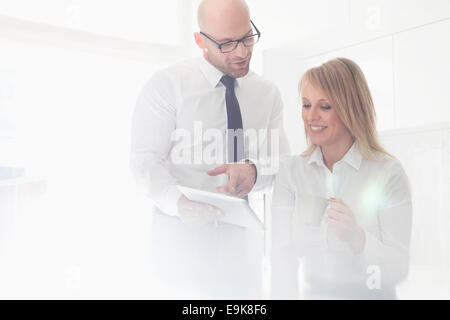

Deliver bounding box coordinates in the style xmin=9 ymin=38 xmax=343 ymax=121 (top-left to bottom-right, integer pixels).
xmin=327 ymin=215 xmax=347 ymax=231
xmin=180 ymin=210 xmax=200 ymax=225
xmin=188 ymin=200 xmax=216 ymax=213
xmin=235 ymin=188 xmax=246 ymax=198
xmin=199 ymin=207 xmax=224 ymax=225
xmin=229 ymin=179 xmax=246 ymax=197
xmin=207 ymin=164 xmax=229 ymax=176
xmin=330 ymin=202 xmax=348 ymax=214
xmin=326 ymin=216 xmax=341 ymax=230
xmin=201 ymin=211 xmax=217 ymax=223
xmin=180 ymin=200 xmax=198 ymax=211
xmin=329 ymin=197 xmax=344 ymax=204
xmin=197 ymin=202 xmax=223 ymax=216
xmin=326 ymin=208 xmax=345 ymax=221
xmin=328 ymin=215 xmax=351 ymax=231
xmin=325 ymin=207 xmax=345 ymax=219
xmin=216 ymin=185 xmax=229 ymax=194
xmin=329 ymin=201 xmax=352 ymax=215
xmin=237 ymin=190 xmax=249 ymax=198
xmin=233 ymin=175 xmax=246 ymax=191
xmin=236 ymin=181 xmax=251 ymax=198
xmin=329 ymin=197 xmax=345 ymax=206
xmin=226 ymin=171 xmax=240 ymax=194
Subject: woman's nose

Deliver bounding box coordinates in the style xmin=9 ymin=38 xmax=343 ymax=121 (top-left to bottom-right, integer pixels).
xmin=308 ymin=106 xmax=320 ymax=121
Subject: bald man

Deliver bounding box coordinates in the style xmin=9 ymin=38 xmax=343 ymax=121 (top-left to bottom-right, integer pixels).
xmin=131 ymin=0 xmax=289 ymax=299
xmin=197 ymin=0 xmax=255 ymax=79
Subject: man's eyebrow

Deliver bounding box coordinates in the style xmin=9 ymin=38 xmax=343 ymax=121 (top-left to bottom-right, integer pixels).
xmin=216 ymin=29 xmax=253 ymax=42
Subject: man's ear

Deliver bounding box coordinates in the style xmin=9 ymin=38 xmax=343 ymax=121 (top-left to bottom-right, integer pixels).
xmin=194 ymin=32 xmax=204 ymax=49
xmin=194 ymin=32 xmax=208 ymax=57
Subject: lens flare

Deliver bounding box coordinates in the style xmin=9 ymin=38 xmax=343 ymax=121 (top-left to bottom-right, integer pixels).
xmin=359 ymin=180 xmax=385 ymax=224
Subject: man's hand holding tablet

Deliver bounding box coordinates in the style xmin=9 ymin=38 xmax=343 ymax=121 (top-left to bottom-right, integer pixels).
xmin=177 ymin=195 xmax=224 ymax=227
xmin=177 ymin=186 xmax=264 ymax=230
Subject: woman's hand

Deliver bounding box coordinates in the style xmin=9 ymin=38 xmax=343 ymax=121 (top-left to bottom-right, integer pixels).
xmin=326 ymin=198 xmax=366 ymax=254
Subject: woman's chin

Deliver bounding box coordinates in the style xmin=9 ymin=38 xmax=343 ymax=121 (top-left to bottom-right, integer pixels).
xmin=310 ymin=138 xmax=327 ymax=146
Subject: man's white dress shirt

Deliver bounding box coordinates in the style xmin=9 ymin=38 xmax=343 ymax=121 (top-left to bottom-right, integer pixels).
xmin=271 ymin=143 xmax=412 ymax=298
xmin=131 ymin=56 xmax=289 ymax=216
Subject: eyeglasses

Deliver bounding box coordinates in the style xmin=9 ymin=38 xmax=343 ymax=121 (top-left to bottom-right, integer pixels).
xmin=200 ymin=20 xmax=261 ymax=53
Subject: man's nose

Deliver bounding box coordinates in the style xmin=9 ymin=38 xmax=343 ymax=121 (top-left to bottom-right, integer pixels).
xmin=234 ymin=41 xmax=248 ymax=58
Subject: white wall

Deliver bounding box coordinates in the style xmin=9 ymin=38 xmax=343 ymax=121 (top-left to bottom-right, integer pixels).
xmin=263 ymin=0 xmax=450 ymax=153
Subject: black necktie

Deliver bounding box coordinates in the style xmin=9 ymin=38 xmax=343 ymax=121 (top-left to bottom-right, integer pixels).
xmin=221 ymin=75 xmax=244 ymax=163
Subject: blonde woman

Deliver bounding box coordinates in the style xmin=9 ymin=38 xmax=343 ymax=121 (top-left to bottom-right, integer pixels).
xmin=270 ymin=58 xmax=412 ymax=299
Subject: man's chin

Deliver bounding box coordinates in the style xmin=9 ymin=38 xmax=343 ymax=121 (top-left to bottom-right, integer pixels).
xmin=230 ymin=65 xmax=250 ymax=78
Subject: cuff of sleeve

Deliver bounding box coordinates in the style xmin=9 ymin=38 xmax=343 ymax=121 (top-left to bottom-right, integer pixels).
xmin=247 ymin=158 xmax=274 ymax=191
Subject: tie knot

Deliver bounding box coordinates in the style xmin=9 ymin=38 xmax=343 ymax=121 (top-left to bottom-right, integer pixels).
xmin=220 ymin=75 xmax=235 ymax=90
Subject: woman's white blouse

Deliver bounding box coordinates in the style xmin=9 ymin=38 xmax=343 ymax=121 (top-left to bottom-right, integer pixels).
xmin=270 ymin=143 xmax=412 ymax=298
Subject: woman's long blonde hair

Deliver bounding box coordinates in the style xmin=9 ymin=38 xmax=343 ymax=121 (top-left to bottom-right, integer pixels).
xmin=299 ymin=57 xmax=393 ymax=160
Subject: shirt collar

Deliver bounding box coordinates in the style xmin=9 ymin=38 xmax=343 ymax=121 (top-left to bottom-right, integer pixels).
xmin=198 ymin=56 xmax=243 ymax=88
xmin=342 ymin=142 xmax=363 ymax=170
xmin=308 ymin=145 xmax=326 ymax=167
xmin=307 ymin=142 xmax=362 ymax=171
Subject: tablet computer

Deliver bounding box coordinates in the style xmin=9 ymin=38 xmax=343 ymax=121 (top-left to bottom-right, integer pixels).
xmin=177 ymin=185 xmax=264 ymax=230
